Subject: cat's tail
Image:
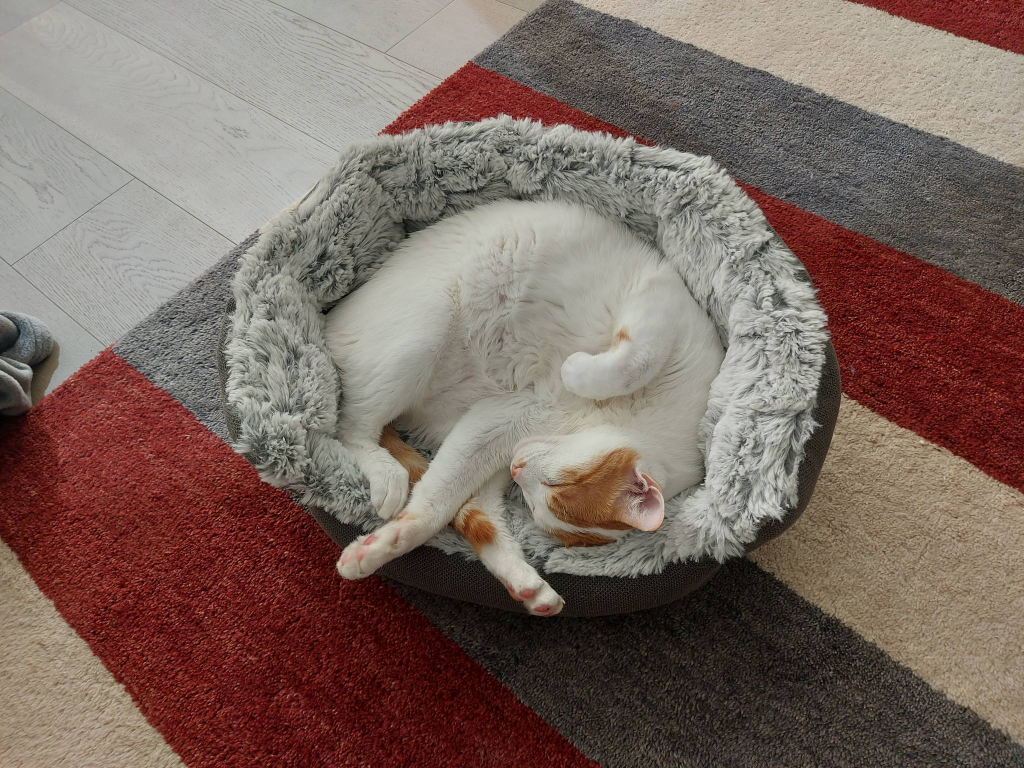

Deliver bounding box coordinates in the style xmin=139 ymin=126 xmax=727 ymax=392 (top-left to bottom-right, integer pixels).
xmin=560 ymin=279 xmax=682 ymax=400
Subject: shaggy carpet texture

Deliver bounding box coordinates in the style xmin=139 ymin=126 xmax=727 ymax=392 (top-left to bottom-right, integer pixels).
xmin=2 ymin=0 xmax=1022 ymax=766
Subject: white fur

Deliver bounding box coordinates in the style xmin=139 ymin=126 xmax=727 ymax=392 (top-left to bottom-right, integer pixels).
xmin=325 ymin=200 xmax=724 ymax=610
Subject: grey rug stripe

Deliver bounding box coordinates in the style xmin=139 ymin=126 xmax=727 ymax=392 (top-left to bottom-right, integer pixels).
xmin=114 ymin=249 xmax=1024 ymax=767
xmin=476 ymin=0 xmax=1024 ymax=305
xmin=398 ymin=562 xmax=1024 ymax=768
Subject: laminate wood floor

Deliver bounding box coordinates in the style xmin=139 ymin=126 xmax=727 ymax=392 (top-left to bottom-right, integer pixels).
xmin=0 ymin=0 xmax=527 ymax=398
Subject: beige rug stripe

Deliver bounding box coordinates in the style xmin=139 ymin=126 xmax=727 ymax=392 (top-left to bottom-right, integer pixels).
xmin=576 ymin=0 xmax=1024 ymax=167
xmin=751 ymin=396 xmax=1024 ymax=741
xmin=0 ymin=542 xmax=185 ymax=768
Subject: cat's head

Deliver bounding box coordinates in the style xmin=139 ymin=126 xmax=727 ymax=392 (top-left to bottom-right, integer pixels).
xmin=510 ymin=426 xmax=665 ymax=547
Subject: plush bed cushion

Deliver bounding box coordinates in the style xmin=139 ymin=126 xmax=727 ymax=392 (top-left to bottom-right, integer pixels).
xmin=220 ymin=117 xmax=832 ymax=595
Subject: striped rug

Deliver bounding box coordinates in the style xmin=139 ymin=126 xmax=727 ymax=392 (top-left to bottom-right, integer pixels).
xmin=2 ymin=1 xmax=1022 ymax=765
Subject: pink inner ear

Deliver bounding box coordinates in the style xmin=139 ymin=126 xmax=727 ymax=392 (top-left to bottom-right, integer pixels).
xmin=619 ymin=471 xmax=665 ymax=531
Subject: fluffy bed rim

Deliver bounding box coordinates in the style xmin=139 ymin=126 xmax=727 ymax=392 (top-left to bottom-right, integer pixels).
xmin=222 ymin=116 xmax=830 ymax=578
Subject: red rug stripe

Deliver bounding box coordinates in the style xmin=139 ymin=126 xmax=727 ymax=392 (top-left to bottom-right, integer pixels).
xmin=847 ymin=0 xmax=1024 ymax=56
xmin=387 ymin=63 xmax=1024 ymax=492
xmin=747 ymin=188 xmax=1024 ymax=492
xmin=386 ymin=63 xmax=637 ymax=141
xmin=0 ymin=350 xmax=596 ymax=768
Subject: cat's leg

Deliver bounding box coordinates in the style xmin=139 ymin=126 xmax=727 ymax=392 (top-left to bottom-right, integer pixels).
xmin=453 ymin=472 xmax=564 ymax=616
xmin=337 ymin=393 xmax=536 ymax=580
xmin=372 ymin=429 xmax=563 ymax=615
xmin=561 ymin=277 xmax=683 ymax=400
xmin=330 ymin=304 xmax=452 ymax=520
xmin=378 ymin=425 xmax=428 ymax=486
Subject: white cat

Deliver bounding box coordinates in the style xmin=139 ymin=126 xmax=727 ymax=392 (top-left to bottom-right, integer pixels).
xmin=324 ymin=200 xmax=724 ymax=615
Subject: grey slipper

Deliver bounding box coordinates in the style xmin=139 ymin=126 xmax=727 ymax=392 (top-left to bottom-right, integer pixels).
xmin=0 ymin=356 xmax=33 ymax=416
xmin=0 ymin=311 xmax=54 ymax=366
xmin=0 ymin=315 xmax=18 ymax=352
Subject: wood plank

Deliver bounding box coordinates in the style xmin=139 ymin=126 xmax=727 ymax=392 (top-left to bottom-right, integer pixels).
xmin=0 ymin=261 xmax=103 ymax=399
xmin=388 ymin=0 xmax=524 ymax=79
xmin=68 ymin=0 xmax=439 ymax=149
xmin=269 ymin=0 xmax=452 ymax=51
xmin=0 ymin=88 xmax=131 ymax=264
xmin=0 ymin=0 xmax=57 ymax=35
xmin=0 ymin=4 xmax=336 ymax=242
xmin=500 ymin=0 xmax=544 ymax=11
xmin=16 ymin=181 xmax=232 ymax=345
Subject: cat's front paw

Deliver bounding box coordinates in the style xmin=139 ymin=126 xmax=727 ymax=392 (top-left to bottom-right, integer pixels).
xmin=362 ymin=455 xmax=409 ymax=520
xmin=505 ymin=579 xmax=564 ymax=617
xmin=337 ymin=524 xmax=405 ymax=579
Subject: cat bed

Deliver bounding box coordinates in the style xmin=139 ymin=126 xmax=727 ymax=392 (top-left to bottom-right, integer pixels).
xmin=218 ymin=117 xmax=840 ymax=617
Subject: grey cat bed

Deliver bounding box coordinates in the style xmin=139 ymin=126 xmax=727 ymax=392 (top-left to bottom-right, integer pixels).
xmin=218 ymin=117 xmax=839 ymax=617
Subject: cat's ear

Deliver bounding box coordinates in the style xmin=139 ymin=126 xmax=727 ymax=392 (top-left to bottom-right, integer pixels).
xmin=616 ymin=470 xmax=665 ymax=531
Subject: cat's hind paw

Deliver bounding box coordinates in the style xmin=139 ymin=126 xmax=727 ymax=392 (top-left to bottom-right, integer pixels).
xmin=505 ymin=579 xmax=564 ymax=617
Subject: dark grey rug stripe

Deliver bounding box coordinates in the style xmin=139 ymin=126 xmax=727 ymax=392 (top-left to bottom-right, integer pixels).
xmin=397 ymin=563 xmax=1024 ymax=768
xmin=114 ymin=253 xmax=1024 ymax=767
xmin=475 ymin=0 xmax=1024 ymax=305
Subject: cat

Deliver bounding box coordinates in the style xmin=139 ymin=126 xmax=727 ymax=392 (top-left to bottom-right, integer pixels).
xmin=324 ymin=200 xmax=724 ymax=615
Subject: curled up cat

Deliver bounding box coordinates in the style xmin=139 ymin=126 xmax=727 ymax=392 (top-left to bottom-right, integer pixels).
xmin=324 ymin=200 xmax=725 ymax=616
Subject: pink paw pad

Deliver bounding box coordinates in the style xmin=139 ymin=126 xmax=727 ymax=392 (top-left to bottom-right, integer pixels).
xmin=340 ymin=551 xmax=353 ymax=566
xmin=506 ymin=585 xmax=524 ymax=602
xmin=363 ymin=533 xmax=378 ymax=545
xmin=519 ymin=588 xmax=536 ymax=599
xmin=533 ymin=604 xmax=552 ymax=615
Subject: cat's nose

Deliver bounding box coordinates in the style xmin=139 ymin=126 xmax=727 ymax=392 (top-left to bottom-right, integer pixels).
xmin=510 ymin=460 xmax=526 ymax=482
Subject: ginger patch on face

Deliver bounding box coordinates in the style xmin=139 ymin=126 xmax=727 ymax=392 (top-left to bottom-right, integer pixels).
xmin=545 ymin=447 xmax=640 ymax=531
